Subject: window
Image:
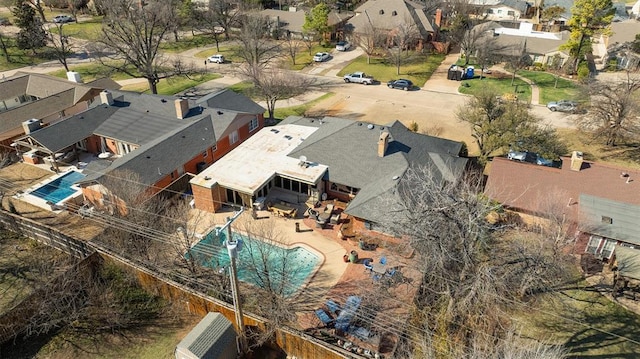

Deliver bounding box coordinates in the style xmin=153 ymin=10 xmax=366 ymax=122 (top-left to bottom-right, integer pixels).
xmin=507 ymin=10 xmax=515 ymax=16
xmin=486 ymin=9 xmax=493 ymax=14
xmin=202 ymin=150 xmax=208 ymax=158
xmin=601 ymin=239 xmax=616 ymax=259
xmin=229 ymin=130 xmax=238 ymax=145
xmin=497 ymin=9 xmax=502 ymax=14
xmin=601 ymin=216 xmax=613 ymax=224
xmin=249 ymin=117 xmax=259 ymax=132
xmin=585 ymin=235 xmax=602 ymax=255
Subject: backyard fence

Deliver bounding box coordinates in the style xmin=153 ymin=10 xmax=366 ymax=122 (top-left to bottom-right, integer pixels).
xmin=0 ymin=209 xmax=357 ymax=359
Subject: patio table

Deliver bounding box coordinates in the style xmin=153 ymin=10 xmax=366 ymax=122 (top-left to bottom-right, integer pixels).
xmin=271 ymin=202 xmax=295 ymax=217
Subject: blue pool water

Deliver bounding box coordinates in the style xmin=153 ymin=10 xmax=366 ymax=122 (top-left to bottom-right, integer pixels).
xmin=188 ymin=229 xmax=320 ymax=296
xmin=32 ymin=171 xmax=86 ymax=203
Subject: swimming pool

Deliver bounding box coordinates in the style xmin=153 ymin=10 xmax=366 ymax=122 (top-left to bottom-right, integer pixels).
xmin=31 ymin=171 xmax=86 ymax=204
xmin=189 ymin=229 xmax=321 ymax=296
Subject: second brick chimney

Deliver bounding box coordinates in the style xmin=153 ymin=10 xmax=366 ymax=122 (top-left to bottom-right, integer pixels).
xmin=378 ymin=131 xmax=390 ymax=157
xmin=175 ymin=98 xmax=189 ymax=119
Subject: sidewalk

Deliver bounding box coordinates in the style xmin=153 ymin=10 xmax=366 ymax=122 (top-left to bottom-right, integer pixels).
xmin=421 ymin=52 xmax=463 ymax=94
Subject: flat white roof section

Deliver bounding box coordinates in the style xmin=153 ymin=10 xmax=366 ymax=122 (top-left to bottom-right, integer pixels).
xmin=190 ymin=124 xmax=328 ymax=194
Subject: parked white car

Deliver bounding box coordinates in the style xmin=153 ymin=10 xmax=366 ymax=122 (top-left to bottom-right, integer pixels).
xmin=313 ymin=52 xmax=330 ymax=62
xmin=207 ymin=54 xmax=225 ymax=64
xmin=336 ymin=41 xmax=351 ymax=51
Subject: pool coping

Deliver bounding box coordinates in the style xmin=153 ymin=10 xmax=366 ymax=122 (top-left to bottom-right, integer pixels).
xmin=14 ymin=167 xmax=85 ymax=212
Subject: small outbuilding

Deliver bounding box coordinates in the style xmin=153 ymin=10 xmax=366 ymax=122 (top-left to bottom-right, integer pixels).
xmin=175 ymin=312 xmax=238 ymax=359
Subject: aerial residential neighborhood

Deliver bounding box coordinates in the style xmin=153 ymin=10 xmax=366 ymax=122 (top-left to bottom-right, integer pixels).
xmin=1 ymin=0 xmax=640 ymax=358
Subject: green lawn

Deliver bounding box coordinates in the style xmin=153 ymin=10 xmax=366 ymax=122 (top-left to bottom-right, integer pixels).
xmin=337 ymin=53 xmax=446 ymax=86
xmin=119 ymin=73 xmax=220 ymax=95
xmin=519 ymin=70 xmax=581 ymax=104
xmin=49 ymin=17 xmax=104 ymax=41
xmin=48 ymin=62 xmax=136 ymax=82
xmin=194 ymin=45 xmax=245 ymax=63
xmin=0 ymin=38 xmax=52 ymax=71
xmin=516 ymin=283 xmax=640 ymax=357
xmin=227 ymin=81 xmax=256 ymax=98
xmin=160 ymin=34 xmax=228 ymax=53
xmin=281 ymin=44 xmax=333 ymax=71
xmin=458 ymin=75 xmax=532 ymax=103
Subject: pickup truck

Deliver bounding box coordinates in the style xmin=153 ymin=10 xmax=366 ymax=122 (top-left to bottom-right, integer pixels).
xmin=343 ymin=72 xmax=374 ymax=85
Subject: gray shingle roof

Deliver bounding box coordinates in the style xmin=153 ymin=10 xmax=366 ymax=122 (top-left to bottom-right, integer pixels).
xmin=196 ymin=88 xmax=265 ymax=115
xmin=579 ymin=194 xmax=640 ymax=246
xmin=285 ymin=117 xmax=469 ymax=222
xmin=22 ymin=105 xmax=119 ymax=153
xmin=0 ymin=72 xmax=102 ymax=136
xmin=348 ymin=0 xmax=435 ymax=39
xmin=176 ymin=312 xmax=237 ymax=359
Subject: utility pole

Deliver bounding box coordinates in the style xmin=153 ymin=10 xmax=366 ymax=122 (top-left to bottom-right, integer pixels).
xmin=219 ymin=207 xmax=247 ymax=355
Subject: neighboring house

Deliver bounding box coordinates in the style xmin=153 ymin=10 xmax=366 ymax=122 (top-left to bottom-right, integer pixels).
xmin=13 ymin=89 xmax=265 ymax=210
xmin=474 ymin=21 xmax=570 ymax=66
xmin=477 ymin=0 xmax=532 ymax=22
xmin=599 ymin=21 xmax=640 ymax=71
xmin=175 ymin=312 xmax=238 ymax=359
xmin=261 ymin=7 xmax=352 ymax=40
xmin=346 ymin=0 xmax=438 ymax=49
xmin=484 ymin=151 xmax=640 ymax=262
xmin=190 ymin=116 xmax=470 ymax=230
xmin=0 ymin=72 xmax=119 ymax=146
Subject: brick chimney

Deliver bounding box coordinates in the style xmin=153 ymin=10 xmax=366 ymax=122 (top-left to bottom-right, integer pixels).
xmin=175 ymin=98 xmax=189 ymax=119
xmin=378 ymin=131 xmax=390 ymax=157
xmin=570 ymin=151 xmax=584 ymax=171
xmin=435 ymin=9 xmax=442 ymax=27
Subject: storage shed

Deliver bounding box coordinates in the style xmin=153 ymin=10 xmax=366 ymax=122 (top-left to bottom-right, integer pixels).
xmin=175 ymin=312 xmax=238 ymax=359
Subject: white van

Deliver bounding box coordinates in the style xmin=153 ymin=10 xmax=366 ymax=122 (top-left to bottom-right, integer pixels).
xmin=207 ymin=54 xmax=225 ymax=64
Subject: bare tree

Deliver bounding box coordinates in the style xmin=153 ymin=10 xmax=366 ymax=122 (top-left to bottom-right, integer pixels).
xmin=382 ymin=166 xmax=570 ymax=353
xmin=46 ymin=22 xmax=73 ymax=72
xmin=26 ymin=0 xmax=46 ymax=23
xmin=505 ymin=40 xmax=532 ymax=85
xmin=353 ymin=20 xmax=383 ymax=64
xmin=386 ymin=19 xmax=419 ymax=75
xmin=95 ymin=0 xmax=198 ymax=94
xmin=577 ymin=74 xmax=640 ymax=146
xmin=283 ymin=34 xmax=302 ymax=65
xmin=456 ymin=89 xmax=566 ymax=164
xmin=235 ymin=13 xmax=281 ymax=69
xmin=243 ymin=66 xmax=315 ymax=121
xmin=208 ymin=0 xmax=241 ymax=40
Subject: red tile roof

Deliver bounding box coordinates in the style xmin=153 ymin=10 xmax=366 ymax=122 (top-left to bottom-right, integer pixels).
xmin=484 ymin=156 xmax=640 ymax=219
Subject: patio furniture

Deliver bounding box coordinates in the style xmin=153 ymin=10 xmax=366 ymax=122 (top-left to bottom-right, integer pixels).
xmin=330 ymin=213 xmax=340 ymax=224
xmin=385 ymin=267 xmax=397 ymax=278
xmin=270 ymin=202 xmax=296 ymax=217
xmin=379 ymin=256 xmax=387 ymax=265
xmin=315 ymin=308 xmax=334 ymax=328
xmin=371 ymin=262 xmax=386 ymax=275
xmin=362 ymin=259 xmax=373 ymax=272
xmin=326 ymin=300 xmax=341 ymax=315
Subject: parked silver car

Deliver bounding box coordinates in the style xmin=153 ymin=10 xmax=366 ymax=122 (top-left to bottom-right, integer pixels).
xmin=546 ymin=100 xmax=578 ymax=113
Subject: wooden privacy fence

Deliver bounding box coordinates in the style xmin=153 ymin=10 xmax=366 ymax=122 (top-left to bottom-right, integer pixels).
xmin=0 ymin=209 xmax=357 ymax=359
xmin=0 ymin=211 xmax=92 ymax=258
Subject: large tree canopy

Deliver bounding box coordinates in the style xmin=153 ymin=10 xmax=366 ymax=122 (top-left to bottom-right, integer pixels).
xmin=562 ymin=0 xmax=614 ymax=71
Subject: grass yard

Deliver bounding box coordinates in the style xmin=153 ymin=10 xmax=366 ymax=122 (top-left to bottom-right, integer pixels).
xmin=515 ymin=283 xmax=640 ymax=358
xmin=160 ymin=34 xmax=228 ymax=53
xmin=48 ymin=62 xmax=136 ymax=82
xmin=0 ymin=38 xmax=53 ymax=71
xmin=458 ymin=72 xmax=532 ymax=103
xmin=273 ymin=92 xmax=335 ymax=120
xmin=227 ymin=80 xmax=256 ymax=98
xmin=281 ymin=44 xmax=334 ymax=71
xmin=119 ymin=73 xmax=220 ymax=95
xmin=519 ymin=70 xmax=582 ymax=104
xmin=337 ymin=53 xmax=446 ymax=87
xmin=558 ymin=129 xmax=640 ymax=169
xmin=194 ymin=45 xmax=245 ymax=63
xmin=49 ymin=17 xmax=104 ymax=41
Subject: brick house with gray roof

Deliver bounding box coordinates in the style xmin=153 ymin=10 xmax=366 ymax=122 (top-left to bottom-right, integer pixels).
xmin=13 ymin=89 xmax=265 ymax=210
xmin=0 ymin=72 xmax=118 ymax=145
xmin=190 ymin=116 xmax=469 ymax=229
xmin=346 ymin=0 xmax=438 ymax=49
xmin=484 ymin=152 xmax=640 ymax=262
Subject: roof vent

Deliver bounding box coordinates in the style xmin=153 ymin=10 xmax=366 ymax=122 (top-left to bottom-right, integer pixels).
xmin=217 ymin=110 xmax=223 ymax=115
xmin=380 ymin=126 xmax=385 ymax=130
xmin=284 ymin=135 xmax=293 ymax=140
xmin=392 ymin=10 xmax=397 ymax=15
xmin=310 ymin=119 xmax=314 ymax=123
xmin=270 ymin=128 xmax=280 ymax=134
xmin=357 ymin=122 xmax=362 ymax=126
xmin=161 ymin=99 xmax=167 ymax=103
xmin=379 ymin=9 xmax=384 ymax=14
xmin=367 ymin=124 xmax=374 ymax=130
xmin=204 ymin=176 xmax=211 ymax=180
xmin=392 ymin=175 xmax=400 ymax=180
xmin=146 ymin=155 xmax=151 ymax=159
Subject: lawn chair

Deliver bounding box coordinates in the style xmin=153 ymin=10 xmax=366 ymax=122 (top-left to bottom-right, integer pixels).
xmin=326 ymin=299 xmax=341 ymax=316
xmin=385 ymin=267 xmax=396 ymax=278
xmin=362 ymin=259 xmax=373 ymax=272
xmin=379 ymin=256 xmax=387 ymax=265
xmin=324 ymin=203 xmax=334 ymax=215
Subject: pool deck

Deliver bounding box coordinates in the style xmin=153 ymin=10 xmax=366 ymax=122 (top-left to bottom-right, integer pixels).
xmin=198 ymin=204 xmax=422 ymax=355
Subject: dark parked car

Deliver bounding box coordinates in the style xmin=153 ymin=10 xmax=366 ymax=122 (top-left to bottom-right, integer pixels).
xmin=387 ymin=79 xmax=414 ymax=91
xmin=547 ymin=100 xmax=578 ymax=113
